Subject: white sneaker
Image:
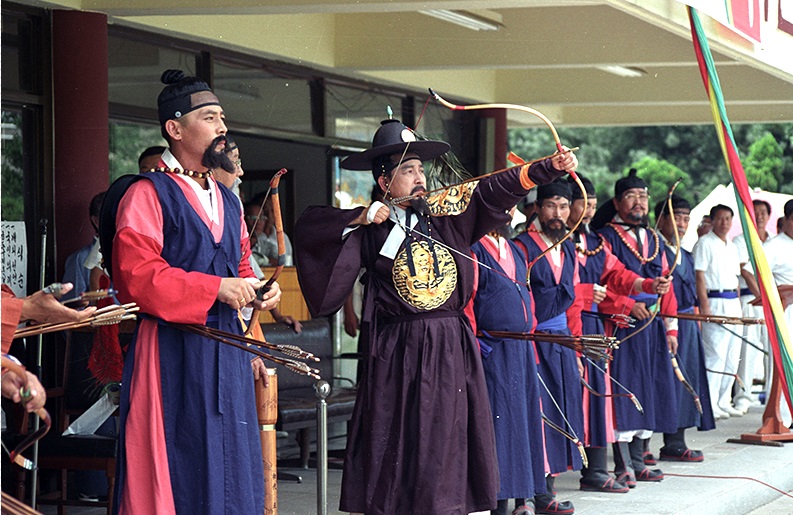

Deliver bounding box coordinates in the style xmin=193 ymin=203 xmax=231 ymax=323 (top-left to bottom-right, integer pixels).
xmin=722 ymin=405 xmax=744 ymax=417
xmin=734 ymin=398 xmax=752 ymax=414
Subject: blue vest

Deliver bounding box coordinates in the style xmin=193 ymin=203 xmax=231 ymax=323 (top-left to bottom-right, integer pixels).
xmin=515 ymin=233 xmax=576 ymax=323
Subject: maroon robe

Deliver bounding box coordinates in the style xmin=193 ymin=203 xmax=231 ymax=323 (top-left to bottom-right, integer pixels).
xmin=295 ymin=163 xmax=558 ymax=515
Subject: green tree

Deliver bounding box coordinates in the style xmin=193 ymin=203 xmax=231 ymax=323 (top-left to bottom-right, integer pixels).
xmin=744 ymin=132 xmax=782 ymax=191
xmin=109 ymin=122 xmax=165 ymax=182
xmin=507 ymin=122 xmax=793 ymax=206
xmin=1 ymin=111 xmax=25 ymax=221
xmin=628 ymin=157 xmax=692 ymax=224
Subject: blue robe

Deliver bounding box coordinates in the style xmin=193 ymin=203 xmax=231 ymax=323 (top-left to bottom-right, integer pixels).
xmin=113 ymin=173 xmax=264 ymax=515
xmin=597 ymin=224 xmax=678 ymax=433
xmin=471 ymin=239 xmax=546 ymax=499
xmin=514 ymin=233 xmax=584 ymax=474
xmin=576 ymin=232 xmax=611 ymax=447
xmin=663 ymin=243 xmax=716 ymax=431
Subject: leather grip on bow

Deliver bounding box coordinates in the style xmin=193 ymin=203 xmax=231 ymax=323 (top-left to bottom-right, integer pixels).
xmin=1 ymin=355 xmax=52 ymax=469
xmin=246 ymin=168 xmax=288 ymax=336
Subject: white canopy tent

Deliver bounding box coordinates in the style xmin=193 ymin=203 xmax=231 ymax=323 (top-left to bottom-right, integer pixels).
xmin=682 ymin=184 xmax=793 ymax=251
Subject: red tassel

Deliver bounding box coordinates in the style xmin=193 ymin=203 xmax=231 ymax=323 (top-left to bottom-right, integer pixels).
xmin=87 ymin=274 xmax=124 ymax=384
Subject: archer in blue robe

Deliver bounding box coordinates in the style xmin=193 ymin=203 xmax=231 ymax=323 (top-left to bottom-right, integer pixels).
xmin=575 ymin=231 xmax=612 ymax=448
xmin=661 ymin=236 xmax=716 ymax=434
xmin=468 ymin=236 xmax=546 ymax=502
xmin=111 ymin=172 xmax=264 ymax=515
xmin=597 ymin=223 xmax=678 ymax=434
xmin=514 ymin=229 xmax=585 ymax=475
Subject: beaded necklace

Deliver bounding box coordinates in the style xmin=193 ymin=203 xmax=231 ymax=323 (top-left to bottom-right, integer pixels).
xmin=575 ymin=233 xmax=605 ymax=257
xmin=147 ymin=166 xmax=213 ymax=179
xmin=607 ymin=223 xmax=659 ymax=263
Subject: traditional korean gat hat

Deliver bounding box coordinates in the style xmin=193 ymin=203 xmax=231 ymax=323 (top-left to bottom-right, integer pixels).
xmin=341 ymin=118 xmax=450 ymax=181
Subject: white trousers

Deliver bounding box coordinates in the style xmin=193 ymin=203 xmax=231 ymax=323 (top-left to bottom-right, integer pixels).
xmin=734 ymin=296 xmax=767 ymax=406
xmin=702 ymin=297 xmax=743 ymax=410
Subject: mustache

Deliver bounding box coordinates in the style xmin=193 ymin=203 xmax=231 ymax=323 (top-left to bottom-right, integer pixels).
xmin=201 ymin=135 xmax=236 ymax=174
xmin=540 ymin=218 xmax=568 ymax=242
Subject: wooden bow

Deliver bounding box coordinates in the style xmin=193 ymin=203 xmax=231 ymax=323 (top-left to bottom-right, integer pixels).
xmin=428 ymin=89 xmax=587 ymax=286
xmin=580 ymin=376 xmax=644 ymax=414
xmin=246 ymin=168 xmax=288 ymax=336
xmin=1 ymin=356 xmax=51 ymax=470
xmin=583 ymin=356 xmax=645 ymax=414
xmin=670 ymin=352 xmax=703 ymax=414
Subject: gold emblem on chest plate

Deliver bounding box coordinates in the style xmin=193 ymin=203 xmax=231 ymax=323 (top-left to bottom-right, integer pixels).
xmin=392 ymin=241 xmax=457 ymax=310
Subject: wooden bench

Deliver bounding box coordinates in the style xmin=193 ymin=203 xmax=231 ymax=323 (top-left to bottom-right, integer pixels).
xmin=261 ymin=318 xmax=357 ymax=468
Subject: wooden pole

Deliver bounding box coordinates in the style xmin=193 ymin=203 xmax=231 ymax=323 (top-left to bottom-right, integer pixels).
xmin=255 ymin=369 xmax=278 ymax=514
xmin=729 ymin=365 xmax=793 ymax=446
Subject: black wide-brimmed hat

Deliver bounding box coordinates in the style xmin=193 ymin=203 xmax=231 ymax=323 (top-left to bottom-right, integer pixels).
xmin=340 ymin=119 xmax=450 ymax=177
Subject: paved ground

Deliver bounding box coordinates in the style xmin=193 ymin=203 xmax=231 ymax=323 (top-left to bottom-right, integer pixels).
xmin=277 ymin=405 xmax=793 ymax=515
xmin=30 ymin=406 xmax=793 ymax=514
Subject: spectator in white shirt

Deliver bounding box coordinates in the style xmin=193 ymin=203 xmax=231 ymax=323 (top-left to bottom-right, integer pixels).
xmin=693 ymin=204 xmax=744 ymax=419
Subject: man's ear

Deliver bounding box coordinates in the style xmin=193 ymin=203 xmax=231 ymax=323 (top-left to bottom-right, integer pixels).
xmin=165 ymin=119 xmax=182 ymax=141
xmin=612 ymin=197 xmax=619 ymax=210
xmin=377 ymin=175 xmax=389 ymax=194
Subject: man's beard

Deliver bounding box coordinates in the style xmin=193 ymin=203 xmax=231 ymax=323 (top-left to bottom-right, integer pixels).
xmin=576 ymin=222 xmax=591 ymax=235
xmin=624 ymin=210 xmax=648 ymax=225
xmin=202 ymin=135 xmax=235 ymax=173
xmin=541 ymin=218 xmax=567 ymax=243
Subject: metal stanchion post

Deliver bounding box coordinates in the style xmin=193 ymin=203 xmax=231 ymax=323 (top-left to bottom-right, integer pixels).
xmin=315 ymin=380 xmax=330 ymax=515
xmin=31 ymin=219 xmax=48 ymax=510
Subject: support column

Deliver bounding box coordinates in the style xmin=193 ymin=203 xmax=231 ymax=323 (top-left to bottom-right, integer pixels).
xmin=52 ymin=10 xmax=109 ymax=275
xmin=478 ymin=108 xmax=507 ymax=173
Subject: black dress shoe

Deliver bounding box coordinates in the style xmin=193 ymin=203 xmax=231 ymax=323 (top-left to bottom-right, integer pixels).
xmin=636 ymin=468 xmax=664 ymax=481
xmin=535 ymin=499 xmax=575 ymax=515
xmin=580 ymin=475 xmax=630 ymax=493
xmin=659 ymin=447 xmax=704 ymax=462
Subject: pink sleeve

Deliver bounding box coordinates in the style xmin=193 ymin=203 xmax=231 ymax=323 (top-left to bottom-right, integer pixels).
xmin=601 ymin=246 xmax=641 ymax=297
xmin=464 ymin=250 xmax=479 ymax=337
xmin=113 ymin=181 xmax=222 ymax=324
xmin=238 ymin=212 xmax=255 ymax=279
xmin=566 ymin=258 xmax=583 ymax=336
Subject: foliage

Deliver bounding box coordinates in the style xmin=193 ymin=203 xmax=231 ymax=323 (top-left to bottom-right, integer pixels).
xmin=629 ymin=156 xmax=693 ymax=212
xmin=744 ymin=132 xmax=784 ymax=192
xmin=507 ymin=123 xmax=793 ymax=207
xmin=109 ymin=122 xmax=166 ymax=182
xmin=1 ymin=111 xmax=25 ymax=221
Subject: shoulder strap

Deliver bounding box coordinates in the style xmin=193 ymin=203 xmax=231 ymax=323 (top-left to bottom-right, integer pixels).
xmin=99 ymin=174 xmax=146 ymax=280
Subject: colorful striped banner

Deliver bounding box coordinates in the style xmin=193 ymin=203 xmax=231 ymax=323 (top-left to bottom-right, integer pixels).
xmin=688 ymin=6 xmax=793 ymax=412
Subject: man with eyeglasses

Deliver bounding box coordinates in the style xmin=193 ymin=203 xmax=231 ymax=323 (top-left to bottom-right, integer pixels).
xmin=590 ymin=169 xmax=679 ymax=488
